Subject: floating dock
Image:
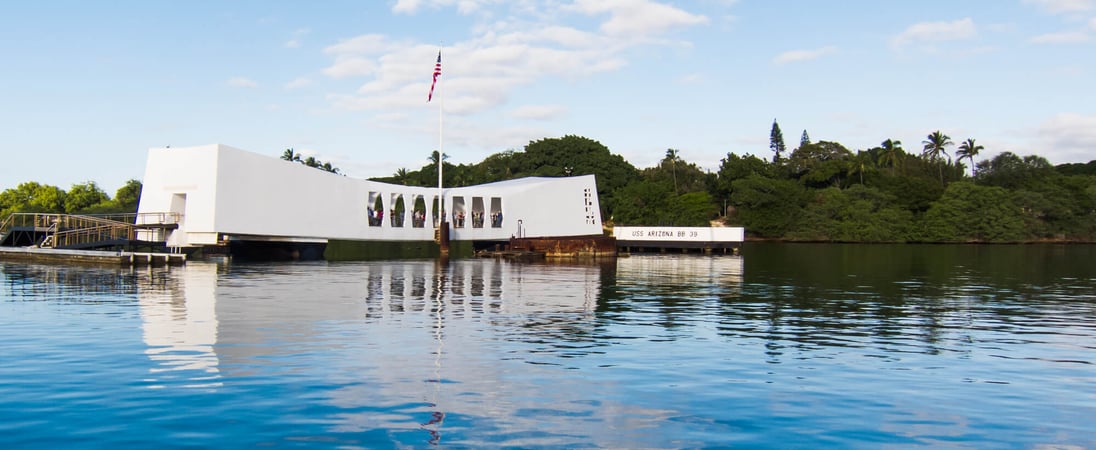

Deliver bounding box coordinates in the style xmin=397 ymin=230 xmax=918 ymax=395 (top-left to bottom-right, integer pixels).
xmin=613 ymin=226 xmax=744 ymax=255
xmin=0 ymin=247 xmax=185 ymax=267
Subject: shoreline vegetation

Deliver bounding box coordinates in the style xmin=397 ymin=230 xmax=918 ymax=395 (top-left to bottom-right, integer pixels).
xmin=4 ymin=125 xmax=1095 ymax=244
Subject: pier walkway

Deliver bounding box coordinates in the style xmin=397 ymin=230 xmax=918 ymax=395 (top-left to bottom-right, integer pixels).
xmin=0 ymin=213 xmax=180 ymax=250
xmin=0 ymin=246 xmax=185 ymax=266
xmin=0 ymin=213 xmax=185 ymax=266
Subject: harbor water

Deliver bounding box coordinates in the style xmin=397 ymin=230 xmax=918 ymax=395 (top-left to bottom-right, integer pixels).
xmin=1 ymin=243 xmax=1094 ymax=448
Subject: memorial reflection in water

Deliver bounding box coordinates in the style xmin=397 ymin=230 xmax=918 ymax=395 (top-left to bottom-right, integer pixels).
xmin=130 ymin=256 xmax=743 ymax=443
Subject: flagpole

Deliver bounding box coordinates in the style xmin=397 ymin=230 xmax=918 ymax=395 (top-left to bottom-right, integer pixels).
xmin=436 ymin=51 xmax=444 ymax=228
xmin=430 ymin=49 xmax=449 ymax=255
xmin=434 ymin=75 xmax=438 ymax=223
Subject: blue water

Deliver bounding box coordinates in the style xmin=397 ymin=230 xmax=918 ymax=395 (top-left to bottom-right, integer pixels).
xmin=1 ymin=244 xmax=1094 ymax=448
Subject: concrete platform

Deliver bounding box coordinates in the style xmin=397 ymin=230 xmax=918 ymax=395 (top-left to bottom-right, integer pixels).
xmin=0 ymin=247 xmax=186 ymax=267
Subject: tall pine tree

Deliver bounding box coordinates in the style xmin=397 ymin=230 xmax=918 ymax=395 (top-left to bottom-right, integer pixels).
xmin=800 ymin=130 xmax=811 ymax=148
xmin=770 ymin=119 xmax=786 ymax=163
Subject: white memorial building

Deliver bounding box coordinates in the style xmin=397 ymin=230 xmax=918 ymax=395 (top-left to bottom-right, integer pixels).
xmin=136 ymin=144 xmax=604 ymax=255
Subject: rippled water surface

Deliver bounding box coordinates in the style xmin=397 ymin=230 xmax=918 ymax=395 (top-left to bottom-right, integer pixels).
xmin=2 ymin=243 xmax=1094 ymax=448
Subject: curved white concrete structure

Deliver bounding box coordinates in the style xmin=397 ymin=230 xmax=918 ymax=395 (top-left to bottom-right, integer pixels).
xmin=136 ymin=144 xmax=603 ymax=248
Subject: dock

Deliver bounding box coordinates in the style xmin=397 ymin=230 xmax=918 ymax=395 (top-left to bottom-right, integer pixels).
xmin=0 ymin=247 xmax=185 ymax=267
xmin=613 ymin=226 xmax=744 ymax=255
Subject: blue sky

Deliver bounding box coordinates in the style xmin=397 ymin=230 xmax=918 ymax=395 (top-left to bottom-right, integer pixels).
xmin=2 ymin=0 xmax=1095 ymax=193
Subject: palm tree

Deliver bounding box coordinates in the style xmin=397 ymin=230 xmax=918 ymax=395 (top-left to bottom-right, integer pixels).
xmin=394 ymin=168 xmax=410 ymax=184
xmin=922 ymin=130 xmax=953 ymax=185
xmin=281 ymin=148 xmax=301 ymax=162
xmin=665 ymin=149 xmax=679 ymax=194
xmin=956 ymin=138 xmax=984 ymax=178
xmin=877 ymin=139 xmax=903 ymax=172
xmin=847 ymin=151 xmax=875 ymax=185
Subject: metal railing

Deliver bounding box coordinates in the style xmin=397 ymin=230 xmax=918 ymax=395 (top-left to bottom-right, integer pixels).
xmin=1 ymin=212 xmax=183 ymax=248
xmin=52 ymin=224 xmax=136 ymax=248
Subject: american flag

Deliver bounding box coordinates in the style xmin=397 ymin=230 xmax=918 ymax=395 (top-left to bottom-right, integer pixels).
xmin=428 ymin=51 xmax=441 ymax=102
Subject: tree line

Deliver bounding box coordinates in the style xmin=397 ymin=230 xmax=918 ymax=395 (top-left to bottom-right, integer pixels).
xmin=5 ymin=126 xmax=1094 ymax=243
xmin=373 ymin=126 xmax=1096 ymax=243
xmin=1 ymin=180 xmax=143 ymax=218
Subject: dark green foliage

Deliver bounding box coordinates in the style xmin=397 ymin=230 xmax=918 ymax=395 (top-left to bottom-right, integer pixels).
xmin=64 ymin=181 xmax=110 ymax=213
xmin=0 ymin=182 xmax=66 ymax=217
xmin=1056 ymin=161 xmax=1096 ymax=176
xmin=872 ymin=174 xmax=943 ymax=213
xmin=372 ymin=135 xmax=639 ymax=220
xmin=729 ymin=175 xmax=807 ymax=237
xmin=518 ymin=136 xmax=638 ymax=217
xmin=976 ymin=152 xmax=1054 ymax=190
xmin=281 ymin=148 xmax=340 ymax=174
xmin=787 ymin=141 xmax=853 ymax=188
xmin=1 ymin=179 xmax=145 ymax=218
xmin=788 ymin=185 xmax=912 ymax=242
xmin=770 ymin=119 xmax=786 ymax=162
xmin=113 ymin=179 xmax=143 ymax=212
xmin=611 ymin=180 xmax=715 ymax=227
xmin=610 ymin=181 xmax=674 ymax=225
xmin=919 ymin=182 xmax=1026 ymax=242
xmin=357 ymin=132 xmax=1091 ymax=242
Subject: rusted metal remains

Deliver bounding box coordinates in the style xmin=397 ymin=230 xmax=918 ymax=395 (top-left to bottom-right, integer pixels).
xmin=507 ymin=235 xmax=617 ymax=258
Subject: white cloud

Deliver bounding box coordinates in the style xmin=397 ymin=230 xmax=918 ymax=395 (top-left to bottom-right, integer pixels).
xmin=284 ymin=77 xmax=312 ymax=89
xmin=1090 ymin=16 xmax=1096 ymax=29
xmin=567 ymin=0 xmax=709 ymax=37
xmin=1030 ymin=30 xmax=1090 ymax=43
xmin=227 ymin=77 xmax=258 ymax=88
xmin=392 ymin=0 xmax=500 ymax=15
xmin=392 ymin=0 xmax=423 ymax=13
xmin=1023 ymin=0 xmax=1094 ymax=14
xmin=324 ymin=57 xmax=380 ymax=79
xmin=510 ymin=105 xmax=566 ymax=120
xmin=773 ymin=46 xmax=837 ymax=65
xmin=320 ymin=0 xmax=713 ymax=148
xmin=324 ymin=34 xmax=398 ymax=56
xmin=1033 ymin=113 xmax=1096 ymax=163
xmin=285 ymin=39 xmax=301 ymax=49
xmin=891 ymin=18 xmax=977 ymax=48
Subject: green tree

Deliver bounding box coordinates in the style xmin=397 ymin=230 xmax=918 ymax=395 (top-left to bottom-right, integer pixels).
xmin=956 ymin=138 xmax=983 ymax=177
xmin=281 ymin=148 xmax=302 ymax=162
xmin=787 ymin=141 xmax=853 ymax=188
xmin=671 ymin=191 xmax=717 ymax=226
xmin=975 ymin=152 xmax=1054 ymax=190
xmin=877 ymin=139 xmax=904 ymax=171
xmin=847 ymin=151 xmax=875 ymax=186
xmin=714 ymin=153 xmax=775 ymax=214
xmin=919 ymin=182 xmax=1026 ymax=242
xmin=788 ymin=185 xmax=912 ymax=242
xmin=113 ymin=179 xmax=143 ymax=213
xmin=645 ymin=150 xmax=707 ymax=195
xmin=519 ymin=135 xmax=639 ymax=219
xmin=729 ymin=175 xmax=806 ymax=237
xmin=610 ymin=181 xmax=675 ymax=225
xmin=770 ymin=119 xmax=786 ymax=163
xmin=0 ymin=182 xmax=66 ymax=216
xmin=921 ymin=130 xmax=953 ymax=186
xmin=800 ymin=130 xmax=811 ymax=149
xmin=664 ymin=149 xmax=679 ymax=194
xmin=64 ymin=181 xmax=110 ymax=213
